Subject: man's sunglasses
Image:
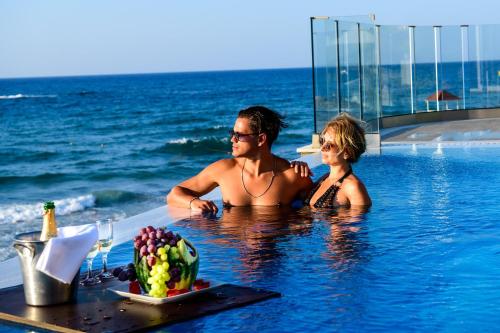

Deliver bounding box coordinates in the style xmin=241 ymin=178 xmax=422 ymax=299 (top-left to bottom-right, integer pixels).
xmin=229 ymin=130 xmax=259 ymax=142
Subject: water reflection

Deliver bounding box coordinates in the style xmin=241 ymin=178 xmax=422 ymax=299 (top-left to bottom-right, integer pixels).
xmin=171 ymin=204 xmax=370 ymax=282
xmin=176 ymin=206 xmax=314 ymax=281
xmin=312 ymin=206 xmax=370 ymax=271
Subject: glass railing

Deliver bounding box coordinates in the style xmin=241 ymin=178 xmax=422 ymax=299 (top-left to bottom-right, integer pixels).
xmin=311 ymin=18 xmax=500 ymax=133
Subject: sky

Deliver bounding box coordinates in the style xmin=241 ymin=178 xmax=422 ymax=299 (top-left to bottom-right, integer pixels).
xmin=1 ymin=0 xmax=499 ymax=78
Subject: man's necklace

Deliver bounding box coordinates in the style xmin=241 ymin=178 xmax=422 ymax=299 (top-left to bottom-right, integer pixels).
xmin=241 ymin=156 xmax=276 ymax=198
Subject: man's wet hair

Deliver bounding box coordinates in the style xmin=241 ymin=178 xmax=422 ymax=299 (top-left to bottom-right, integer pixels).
xmin=238 ymin=106 xmax=287 ymax=147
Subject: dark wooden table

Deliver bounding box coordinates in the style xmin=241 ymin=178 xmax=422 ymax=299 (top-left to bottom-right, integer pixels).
xmin=0 ymin=278 xmax=280 ymax=332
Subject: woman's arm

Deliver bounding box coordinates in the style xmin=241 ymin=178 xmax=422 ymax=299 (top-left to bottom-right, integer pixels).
xmin=344 ymin=180 xmax=372 ymax=207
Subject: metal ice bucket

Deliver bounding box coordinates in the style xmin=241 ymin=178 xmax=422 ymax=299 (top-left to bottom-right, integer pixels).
xmin=13 ymin=231 xmax=79 ymax=306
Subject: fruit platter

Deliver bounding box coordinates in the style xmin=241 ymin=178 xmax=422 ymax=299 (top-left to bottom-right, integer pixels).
xmin=108 ymin=225 xmax=214 ymax=303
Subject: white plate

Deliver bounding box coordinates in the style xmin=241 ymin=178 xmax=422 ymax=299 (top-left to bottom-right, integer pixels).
xmin=107 ymin=280 xmax=223 ymax=304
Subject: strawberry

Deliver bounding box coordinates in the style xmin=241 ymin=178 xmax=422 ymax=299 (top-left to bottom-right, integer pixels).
xmin=129 ymin=281 xmax=141 ymax=294
xmin=167 ymin=289 xmax=181 ymax=297
xmin=193 ymin=280 xmax=210 ymax=291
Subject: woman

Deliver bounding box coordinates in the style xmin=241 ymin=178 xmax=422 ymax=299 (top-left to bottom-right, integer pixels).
xmin=305 ymin=113 xmax=371 ymax=208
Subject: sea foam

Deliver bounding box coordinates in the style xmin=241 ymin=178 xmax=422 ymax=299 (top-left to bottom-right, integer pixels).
xmin=0 ymin=94 xmax=57 ymax=99
xmin=167 ymin=137 xmax=229 ymax=144
xmin=0 ymin=195 xmax=95 ymax=224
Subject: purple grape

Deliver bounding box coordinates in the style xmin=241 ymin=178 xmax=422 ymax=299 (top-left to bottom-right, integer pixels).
xmin=147 ymin=244 xmax=156 ymax=254
xmin=165 ymin=231 xmax=174 ymax=239
xmin=169 ymin=267 xmax=180 ymax=277
xmin=156 ymin=229 xmax=164 ymax=239
xmin=134 ymin=235 xmax=142 ymax=242
xmin=141 ymin=233 xmax=148 ymax=242
xmin=157 ymin=242 xmax=164 ymax=249
xmin=118 ymin=270 xmax=128 ymax=281
xmin=146 ymin=226 xmax=155 ymax=234
xmin=146 ymin=239 xmax=154 ymax=246
xmin=169 ymin=239 xmax=177 ymax=246
xmin=147 ymin=255 xmax=156 ymax=267
xmin=127 ymin=269 xmax=137 ymax=281
xmin=172 ymin=275 xmax=181 ymax=283
xmin=140 ymin=245 xmax=148 ymax=257
xmin=167 ymin=280 xmax=175 ymax=289
xmin=112 ymin=267 xmax=123 ymax=277
xmin=139 ymin=227 xmax=147 ymax=236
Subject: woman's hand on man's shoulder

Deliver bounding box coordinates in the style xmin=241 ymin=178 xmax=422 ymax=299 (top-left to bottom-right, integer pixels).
xmin=289 ymin=160 xmax=313 ymax=178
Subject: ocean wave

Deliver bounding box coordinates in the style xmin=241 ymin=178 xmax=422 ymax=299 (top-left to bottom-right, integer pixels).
xmin=92 ymin=190 xmax=149 ymax=206
xmin=74 ymin=90 xmax=97 ymax=96
xmin=0 ymin=172 xmax=73 ymax=185
xmin=0 ymin=190 xmax=149 ymax=224
xmin=0 ymin=195 xmax=95 ymax=224
xmin=151 ymin=137 xmax=230 ymax=155
xmin=0 ymin=94 xmax=57 ymax=100
xmin=0 ymin=151 xmax=59 ymax=164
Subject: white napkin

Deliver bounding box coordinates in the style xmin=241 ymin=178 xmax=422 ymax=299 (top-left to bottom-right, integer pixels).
xmin=36 ymin=224 xmax=98 ymax=284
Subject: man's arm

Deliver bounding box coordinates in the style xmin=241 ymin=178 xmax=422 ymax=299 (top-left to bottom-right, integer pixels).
xmin=166 ymin=160 xmax=226 ymax=212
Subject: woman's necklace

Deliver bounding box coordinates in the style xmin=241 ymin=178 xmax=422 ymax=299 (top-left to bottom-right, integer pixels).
xmin=241 ymin=156 xmax=276 ymax=198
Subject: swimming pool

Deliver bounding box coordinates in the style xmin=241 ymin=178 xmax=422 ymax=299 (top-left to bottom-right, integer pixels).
xmin=1 ymin=145 xmax=499 ymax=332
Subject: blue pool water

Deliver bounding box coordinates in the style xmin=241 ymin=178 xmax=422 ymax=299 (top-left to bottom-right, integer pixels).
xmin=1 ymin=145 xmax=499 ymax=332
xmin=95 ymin=146 xmax=500 ymax=331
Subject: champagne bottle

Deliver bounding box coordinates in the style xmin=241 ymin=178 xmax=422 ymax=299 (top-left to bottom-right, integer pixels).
xmin=40 ymin=201 xmax=58 ymax=241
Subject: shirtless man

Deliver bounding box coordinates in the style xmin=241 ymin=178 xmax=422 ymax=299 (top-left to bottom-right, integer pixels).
xmin=166 ymin=106 xmax=313 ymax=213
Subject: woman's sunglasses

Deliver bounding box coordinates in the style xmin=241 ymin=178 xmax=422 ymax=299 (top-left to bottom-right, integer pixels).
xmin=319 ymin=135 xmax=337 ymax=152
xmin=229 ymin=130 xmax=259 ymax=142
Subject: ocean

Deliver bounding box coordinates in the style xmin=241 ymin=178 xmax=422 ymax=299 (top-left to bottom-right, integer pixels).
xmin=0 ymin=68 xmax=313 ymax=262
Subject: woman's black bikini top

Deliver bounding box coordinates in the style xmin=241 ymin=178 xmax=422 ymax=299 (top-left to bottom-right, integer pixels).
xmin=304 ymin=168 xmax=352 ymax=208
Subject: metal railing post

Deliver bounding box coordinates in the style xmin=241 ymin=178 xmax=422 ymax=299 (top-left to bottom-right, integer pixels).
xmin=335 ymin=20 xmax=342 ymax=114
xmin=358 ymin=23 xmax=364 ymax=120
xmin=310 ymin=17 xmax=317 ymax=133
xmin=409 ymin=26 xmax=415 ymax=114
xmin=433 ymin=25 xmax=442 ymax=111
xmin=461 ymin=25 xmax=469 ymax=110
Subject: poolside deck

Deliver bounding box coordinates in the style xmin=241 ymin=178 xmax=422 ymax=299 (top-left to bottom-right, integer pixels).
xmin=381 ymin=117 xmax=500 ymax=144
xmin=297 ymin=117 xmax=500 ymax=155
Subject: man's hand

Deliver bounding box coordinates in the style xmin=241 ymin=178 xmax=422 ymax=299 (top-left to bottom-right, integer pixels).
xmin=290 ymin=161 xmax=313 ymax=178
xmin=190 ymin=198 xmax=219 ymax=213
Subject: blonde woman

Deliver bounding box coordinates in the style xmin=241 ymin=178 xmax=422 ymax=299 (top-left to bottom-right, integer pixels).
xmin=305 ymin=113 xmax=371 ymax=208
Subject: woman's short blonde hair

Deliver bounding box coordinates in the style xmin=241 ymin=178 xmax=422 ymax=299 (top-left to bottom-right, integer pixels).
xmin=321 ymin=113 xmax=366 ymax=163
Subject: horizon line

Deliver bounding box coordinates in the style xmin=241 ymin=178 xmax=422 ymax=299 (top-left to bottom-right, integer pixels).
xmin=0 ymin=66 xmax=311 ymax=80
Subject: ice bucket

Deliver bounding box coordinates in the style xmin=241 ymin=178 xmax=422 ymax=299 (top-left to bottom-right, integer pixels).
xmin=13 ymin=231 xmax=79 ymax=306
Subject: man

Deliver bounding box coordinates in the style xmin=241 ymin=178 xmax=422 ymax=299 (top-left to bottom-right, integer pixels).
xmin=166 ymin=106 xmax=313 ymax=213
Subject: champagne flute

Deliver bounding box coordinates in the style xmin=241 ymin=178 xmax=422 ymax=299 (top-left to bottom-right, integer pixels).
xmin=96 ymin=219 xmax=114 ymax=280
xmin=81 ymin=241 xmax=99 ymax=286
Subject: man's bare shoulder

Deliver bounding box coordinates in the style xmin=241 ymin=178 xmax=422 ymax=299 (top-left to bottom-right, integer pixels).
xmin=275 ymin=156 xmax=300 ymax=177
xmin=205 ymin=158 xmax=241 ymax=172
xmin=275 ymin=156 xmax=312 ymax=183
